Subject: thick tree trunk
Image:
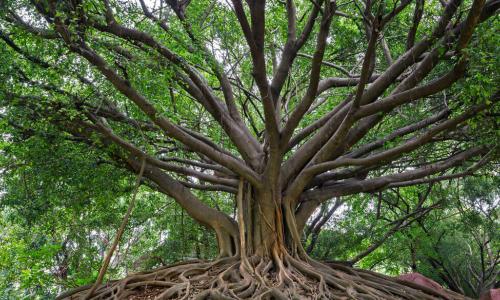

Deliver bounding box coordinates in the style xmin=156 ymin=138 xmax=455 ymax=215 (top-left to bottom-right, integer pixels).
xmin=238 ymin=186 xmax=284 ymax=258
xmin=141 ymin=158 xmax=294 ymax=260
xmin=218 ymin=182 xmax=305 ymax=261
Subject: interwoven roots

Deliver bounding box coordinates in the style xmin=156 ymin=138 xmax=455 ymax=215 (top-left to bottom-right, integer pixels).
xmin=57 ymin=256 xmax=470 ymax=300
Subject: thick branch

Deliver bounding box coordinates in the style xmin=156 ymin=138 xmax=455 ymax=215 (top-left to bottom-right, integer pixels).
xmin=50 ymin=22 xmax=260 ymax=185
xmin=301 ymin=146 xmax=488 ymax=203
xmin=281 ymin=2 xmax=336 ymax=146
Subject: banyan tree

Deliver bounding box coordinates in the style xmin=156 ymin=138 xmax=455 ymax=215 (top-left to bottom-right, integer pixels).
xmin=0 ymin=0 xmax=498 ymax=298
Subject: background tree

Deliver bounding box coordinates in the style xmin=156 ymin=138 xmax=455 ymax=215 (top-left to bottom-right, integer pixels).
xmin=336 ymin=175 xmax=499 ymax=298
xmin=0 ymin=0 xmax=499 ymax=298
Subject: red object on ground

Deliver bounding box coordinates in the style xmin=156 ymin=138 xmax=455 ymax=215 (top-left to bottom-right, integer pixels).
xmin=397 ymin=273 xmax=444 ymax=291
xmin=480 ymin=289 xmax=500 ymax=300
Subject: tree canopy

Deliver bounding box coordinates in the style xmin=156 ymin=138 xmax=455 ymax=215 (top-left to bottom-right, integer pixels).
xmin=0 ymin=0 xmax=498 ymax=298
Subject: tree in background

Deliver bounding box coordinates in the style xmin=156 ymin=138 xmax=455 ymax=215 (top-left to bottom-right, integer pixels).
xmin=0 ymin=0 xmax=498 ymax=298
xmin=403 ymin=176 xmax=499 ymax=298
xmin=302 ymin=175 xmax=498 ymax=298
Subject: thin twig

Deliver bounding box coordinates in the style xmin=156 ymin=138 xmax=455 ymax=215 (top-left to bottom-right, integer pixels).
xmin=84 ymin=157 xmax=147 ymax=299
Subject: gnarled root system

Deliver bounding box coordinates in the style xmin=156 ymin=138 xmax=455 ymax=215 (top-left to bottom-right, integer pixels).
xmin=57 ymin=255 xmax=469 ymax=300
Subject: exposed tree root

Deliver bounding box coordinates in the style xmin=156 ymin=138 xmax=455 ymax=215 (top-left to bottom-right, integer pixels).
xmin=57 ymin=256 xmax=471 ymax=300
